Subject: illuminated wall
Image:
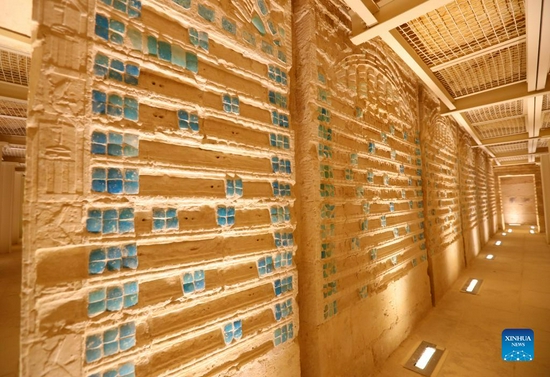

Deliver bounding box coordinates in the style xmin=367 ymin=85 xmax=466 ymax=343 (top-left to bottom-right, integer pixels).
xmin=23 ymin=0 xmax=299 ymax=375
xmin=22 ymin=0 xmax=501 ymax=376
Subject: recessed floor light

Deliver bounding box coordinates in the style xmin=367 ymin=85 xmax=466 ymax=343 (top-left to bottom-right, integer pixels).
xmin=502 ymin=232 xmax=507 ymax=236
xmin=495 ymin=240 xmax=502 ymax=246
xmin=507 ymin=229 xmax=512 ymax=233
xmin=486 ymin=254 xmax=494 ymax=260
xmin=530 ymin=229 xmax=535 ymax=234
xmin=461 ymin=278 xmax=483 ymax=295
xmin=530 ymin=225 xmax=536 ymax=229
xmin=404 ymin=341 xmax=445 ymax=376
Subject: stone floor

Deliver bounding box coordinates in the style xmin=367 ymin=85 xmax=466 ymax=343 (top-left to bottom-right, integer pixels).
xmin=376 ymin=225 xmax=550 ymax=377
xmin=0 ymin=246 xmax=21 ymax=377
xmin=1 ymin=227 xmax=549 ymax=377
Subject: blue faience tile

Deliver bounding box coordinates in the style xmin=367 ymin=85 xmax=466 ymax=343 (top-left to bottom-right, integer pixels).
xmin=223 ymin=323 xmax=234 ymax=344
xmin=118 ymin=208 xmax=133 ymax=220
xmin=120 ymin=322 xmax=135 ymax=338
xmin=233 ymin=320 xmax=242 ymax=339
xmin=186 ymin=52 xmax=198 ymax=73
xmin=198 ymin=4 xmax=215 ymax=22
xmin=94 ymin=54 xmax=109 ymax=77
xmin=189 ymin=28 xmax=199 ymax=46
xmin=222 ymin=17 xmax=236 ymax=34
xmin=89 ymin=249 xmax=106 ymax=274
xmin=107 ymin=94 xmax=122 ymax=117
xmin=124 ymin=97 xmax=138 ymax=121
xmin=173 ymin=0 xmax=190 ymax=8
xmin=113 ymin=0 xmax=127 ymax=12
xmin=95 ymin=14 xmax=109 ymax=40
xmin=166 ymin=217 xmax=178 ymax=229
xmin=147 ymin=35 xmax=157 ymax=56
xmin=257 ymin=0 xmax=268 ymax=15
xmin=92 ymin=90 xmax=107 ymax=114
xmin=123 ymin=133 xmax=139 ymax=157
xmin=172 ymin=45 xmax=186 ymax=67
xmin=106 ymin=286 xmax=123 ymax=311
xmin=118 ymin=220 xmax=134 ymax=233
xmin=103 ymin=340 xmax=119 ymax=356
xmin=158 ymin=41 xmax=172 ymax=61
xmin=85 ymin=334 xmax=102 ymax=363
xmin=119 ymin=335 xmax=135 ymax=351
xmin=222 ymin=95 xmax=231 ymax=113
xmin=119 ymin=363 xmax=135 ymax=376
xmin=199 ymin=31 xmax=209 ymax=51
xmin=87 ymin=215 xmax=102 ymax=234
xmin=267 ymin=20 xmax=277 ymax=35
xmin=127 ymin=28 xmax=142 ymax=51
xmin=104 ymin=371 xmax=117 ymax=377
xmin=109 ymin=19 xmax=125 ymax=33
xmin=251 ymin=14 xmax=266 ymax=35
xmin=125 ymin=63 xmax=139 ymax=77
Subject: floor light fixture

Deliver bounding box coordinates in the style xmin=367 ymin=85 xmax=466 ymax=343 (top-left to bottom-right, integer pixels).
xmin=530 ymin=229 xmax=535 ymax=234
xmin=495 ymin=240 xmax=502 ymax=246
xmin=404 ymin=341 xmax=445 ymax=376
xmin=507 ymin=229 xmax=512 ymax=233
xmin=486 ymin=254 xmax=494 ymax=260
xmin=502 ymin=232 xmax=507 ymax=236
xmin=460 ymin=277 xmax=483 ymax=295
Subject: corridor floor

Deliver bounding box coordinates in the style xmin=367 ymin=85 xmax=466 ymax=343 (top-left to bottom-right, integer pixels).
xmin=375 ymin=226 xmax=550 ymax=377
xmin=0 ymin=246 xmax=21 ymax=377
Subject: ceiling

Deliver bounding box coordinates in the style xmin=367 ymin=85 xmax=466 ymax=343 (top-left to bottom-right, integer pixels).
xmin=346 ymin=0 xmax=550 ymax=166
xmin=0 ymin=1 xmax=31 ymax=166
xmin=1 ymin=0 xmax=548 ymax=168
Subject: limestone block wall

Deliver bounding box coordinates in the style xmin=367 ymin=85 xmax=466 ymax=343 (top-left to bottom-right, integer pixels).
xmin=294 ymin=1 xmax=431 ymax=376
xmin=458 ymin=128 xmax=481 ymax=263
xmin=494 ymin=165 xmax=545 ymax=231
xmin=500 ymin=176 xmax=538 ymax=225
xmin=419 ymin=88 xmax=464 ymax=304
xmin=475 ymin=149 xmax=491 ymax=245
xmin=487 ymin=160 xmax=498 ymax=235
xmin=23 ymin=0 xmax=300 ymax=376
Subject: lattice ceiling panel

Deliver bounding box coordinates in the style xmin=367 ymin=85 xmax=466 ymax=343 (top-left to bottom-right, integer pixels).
xmin=463 ymin=99 xmax=523 ymax=123
xmin=0 ymin=50 xmax=30 ymax=87
xmin=489 ymin=141 xmax=527 ymax=154
xmin=543 ymin=94 xmax=550 ymax=111
xmin=0 ymin=117 xmax=26 ymax=136
xmin=396 ymin=0 xmax=525 ymax=67
xmin=497 ymin=155 xmax=528 ymax=163
xmin=0 ymin=99 xmax=27 ymax=136
xmin=0 ymin=99 xmax=27 ymax=118
xmin=474 ymin=116 xmax=526 ymax=139
xmin=433 ymin=42 xmax=526 ymax=97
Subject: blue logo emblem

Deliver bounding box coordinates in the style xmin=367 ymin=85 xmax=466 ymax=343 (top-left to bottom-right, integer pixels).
xmin=502 ymin=329 xmax=534 ymax=361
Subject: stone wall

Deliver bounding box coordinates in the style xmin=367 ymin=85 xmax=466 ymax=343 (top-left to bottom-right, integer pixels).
xmin=419 ymin=87 xmax=464 ymax=304
xmin=23 ymin=0 xmax=501 ymax=375
xmin=23 ymin=0 xmax=299 ymax=376
xmin=494 ymin=165 xmax=545 ymax=231
xmin=500 ymin=176 xmax=538 ymax=225
xmin=458 ymin=128 xmax=482 ymax=263
xmin=294 ymin=1 xmax=432 ymax=375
